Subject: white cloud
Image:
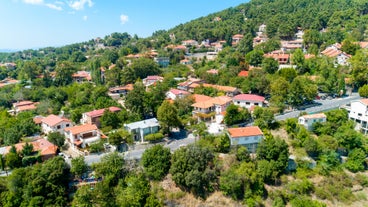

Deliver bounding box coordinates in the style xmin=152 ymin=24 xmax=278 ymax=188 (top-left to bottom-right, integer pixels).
xmin=23 ymin=0 xmax=44 ymax=4
xmin=68 ymin=0 xmax=93 ymax=11
xmin=46 ymin=3 xmax=63 ymax=10
xmin=120 ymin=14 xmax=129 ymax=25
xmin=83 ymin=15 xmax=88 ymax=21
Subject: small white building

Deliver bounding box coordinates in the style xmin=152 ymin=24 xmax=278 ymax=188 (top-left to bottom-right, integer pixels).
xmin=232 ymin=94 xmax=265 ymax=109
xmin=347 ymin=99 xmax=368 ymax=134
xmin=124 ymin=118 xmax=160 ymax=143
xmin=41 ymin=114 xmax=72 ymax=135
xmin=298 ymin=113 xmax=327 ymax=131
xmin=227 ymin=126 xmax=264 ymax=153
xmin=64 ymin=124 xmax=101 ymax=148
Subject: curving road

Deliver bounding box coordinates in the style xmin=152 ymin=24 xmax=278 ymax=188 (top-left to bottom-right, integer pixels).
xmin=275 ymin=93 xmax=360 ymax=121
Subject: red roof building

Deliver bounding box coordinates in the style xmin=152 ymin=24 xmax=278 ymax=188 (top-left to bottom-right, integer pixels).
xmin=81 ymin=107 xmax=122 ymax=128
xmin=3 ymin=138 xmax=58 ymax=161
xmin=64 ymin=124 xmax=101 ymax=149
xmin=233 ymin=94 xmax=266 ymax=109
xmin=227 ymin=126 xmax=264 ymax=152
xmin=41 ymin=114 xmax=72 ymax=134
xmin=238 ymin=70 xmax=249 ymax=77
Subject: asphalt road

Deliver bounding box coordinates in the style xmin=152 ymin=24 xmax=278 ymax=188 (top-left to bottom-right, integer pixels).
xmin=76 ymin=133 xmax=196 ymax=165
xmin=275 ymin=93 xmax=360 ymax=121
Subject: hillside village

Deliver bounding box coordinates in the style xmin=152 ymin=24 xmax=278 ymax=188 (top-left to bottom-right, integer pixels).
xmin=1 ymin=0 xmax=368 ymax=206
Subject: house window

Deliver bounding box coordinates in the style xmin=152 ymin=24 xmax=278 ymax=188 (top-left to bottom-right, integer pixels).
xmin=66 ymin=124 xmax=70 ymax=127
xmin=254 ymin=103 xmax=259 ymax=106
xmin=237 ymin=101 xmax=240 ymax=104
xmin=246 ymin=102 xmax=250 ymax=105
xmin=358 ymin=113 xmax=362 ymax=116
xmin=57 ymin=125 xmax=61 ymax=129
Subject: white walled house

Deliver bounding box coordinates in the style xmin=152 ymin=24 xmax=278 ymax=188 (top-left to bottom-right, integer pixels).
xmin=124 ymin=118 xmax=160 ymax=143
xmin=41 ymin=114 xmax=72 ymax=135
xmin=166 ymin=88 xmax=190 ymax=100
xmin=298 ymin=113 xmax=327 ymax=131
xmin=64 ymin=124 xmax=101 ymax=149
xmin=347 ymin=99 xmax=368 ymax=134
xmin=227 ymin=126 xmax=264 ymax=153
xmin=233 ymin=94 xmax=265 ymax=109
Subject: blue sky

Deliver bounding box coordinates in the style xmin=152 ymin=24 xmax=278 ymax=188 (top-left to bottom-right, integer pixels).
xmin=0 ymin=0 xmax=246 ymax=50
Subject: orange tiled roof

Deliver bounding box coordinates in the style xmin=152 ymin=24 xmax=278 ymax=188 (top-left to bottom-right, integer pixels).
xmin=33 ymin=116 xmax=44 ymax=124
xmin=65 ymin=124 xmax=98 ymax=135
xmin=192 ymin=96 xmax=232 ymax=109
xmin=17 ymin=104 xmax=37 ymax=112
xmin=238 ymin=70 xmax=249 ymax=77
xmin=42 ymin=114 xmax=71 ymax=127
xmin=13 ymin=101 xmax=34 ymax=107
xmin=321 ymin=47 xmax=342 ymax=57
xmin=211 ymin=96 xmax=232 ymax=105
xmin=4 ymin=138 xmax=57 ymax=156
xmin=192 ymin=94 xmax=212 ymax=103
xmin=359 ymin=42 xmax=368 ymax=48
xmin=192 ymin=101 xmax=214 ymax=109
xmin=228 ymin=126 xmax=263 ymax=138
xmin=85 ymin=107 xmax=121 ymax=118
xmin=202 ymin=83 xmax=237 ymax=93
xmin=232 ymin=34 xmax=244 ymax=39
xmin=206 ymin=69 xmax=219 ymax=74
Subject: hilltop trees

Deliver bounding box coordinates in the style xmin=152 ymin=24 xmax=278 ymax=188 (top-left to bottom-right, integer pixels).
xmin=141 ymin=145 xmax=171 ymax=180
xmin=170 ymin=145 xmax=216 ymax=197
xmin=157 ymin=100 xmax=181 ymax=134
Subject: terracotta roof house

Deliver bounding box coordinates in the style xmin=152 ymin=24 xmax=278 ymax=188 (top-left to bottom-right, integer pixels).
xmin=108 ymin=84 xmax=134 ymax=99
xmin=233 ymin=94 xmax=266 ymax=109
xmin=180 ymin=59 xmax=192 ymax=65
xmin=64 ymin=124 xmax=101 ymax=148
xmin=281 ymin=39 xmax=303 ymax=51
xmin=142 ymin=75 xmax=164 ymax=87
xmin=191 ymin=94 xmax=212 ymax=103
xmin=33 ymin=115 xmax=44 ymax=125
xmin=298 ymin=113 xmax=327 ymax=131
xmin=359 ymin=41 xmax=368 ymax=49
xmin=264 ymin=51 xmax=290 ymax=65
xmin=321 ymin=43 xmax=351 ymax=66
xmin=72 ymin=71 xmax=92 ymax=83
xmin=81 ymin=107 xmax=122 ymax=128
xmin=9 ymin=100 xmax=38 ymax=115
xmin=232 ymin=34 xmax=244 ymax=46
xmin=201 ymin=83 xmax=239 ymax=97
xmin=0 ymin=78 xmax=19 ymax=88
xmin=165 ymin=44 xmax=187 ymax=52
xmin=206 ymin=69 xmax=219 ymax=75
xmin=2 ymin=138 xmax=58 ymax=161
xmin=182 ymin=40 xmax=199 ymax=46
xmin=166 ymin=88 xmax=190 ymax=100
xmin=192 ymin=96 xmax=232 ymax=120
xmin=41 ymin=114 xmax=72 ymax=134
xmin=238 ymin=70 xmax=249 ymax=77
xmin=177 ymin=78 xmax=203 ymax=91
xmin=227 ymin=126 xmax=264 ymax=152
